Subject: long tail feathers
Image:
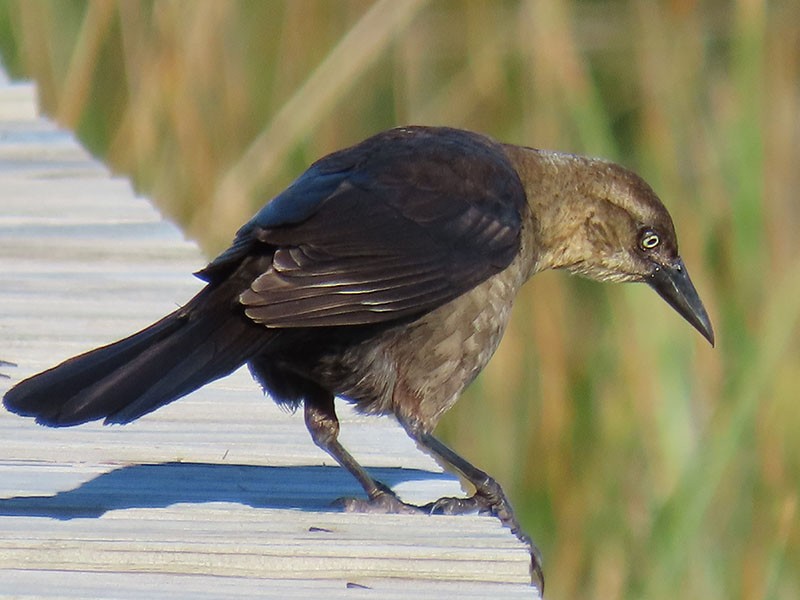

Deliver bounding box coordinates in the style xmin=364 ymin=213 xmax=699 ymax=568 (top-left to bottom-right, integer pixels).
xmin=3 ymin=279 xmax=267 ymax=427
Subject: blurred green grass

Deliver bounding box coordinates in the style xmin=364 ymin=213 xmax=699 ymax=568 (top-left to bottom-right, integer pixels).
xmin=1 ymin=1 xmax=798 ymax=598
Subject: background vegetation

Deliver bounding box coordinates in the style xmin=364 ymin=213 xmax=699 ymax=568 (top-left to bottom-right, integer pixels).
xmin=1 ymin=1 xmax=798 ymax=598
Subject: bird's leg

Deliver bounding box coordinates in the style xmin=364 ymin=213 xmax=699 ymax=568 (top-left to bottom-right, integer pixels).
xmin=305 ymin=395 xmax=542 ymax=589
xmin=303 ymin=391 xmax=419 ymax=514
xmin=410 ymin=429 xmax=545 ymax=591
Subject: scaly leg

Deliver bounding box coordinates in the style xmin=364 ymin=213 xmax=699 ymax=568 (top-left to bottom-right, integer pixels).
xmin=304 ymin=391 xmax=543 ymax=591
xmin=303 ymin=390 xmax=418 ymax=514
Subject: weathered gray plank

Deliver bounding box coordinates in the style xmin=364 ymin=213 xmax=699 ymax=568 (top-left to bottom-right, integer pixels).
xmin=0 ymin=69 xmax=538 ymax=599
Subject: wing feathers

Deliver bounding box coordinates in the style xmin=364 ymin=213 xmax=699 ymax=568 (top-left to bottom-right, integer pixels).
xmin=223 ymin=127 xmax=527 ymax=328
xmin=245 ymin=282 xmax=453 ymax=327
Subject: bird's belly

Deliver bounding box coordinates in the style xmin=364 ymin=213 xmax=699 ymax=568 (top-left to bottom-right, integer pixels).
xmin=389 ymin=276 xmax=515 ymax=428
xmin=317 ymin=270 xmax=519 ymax=431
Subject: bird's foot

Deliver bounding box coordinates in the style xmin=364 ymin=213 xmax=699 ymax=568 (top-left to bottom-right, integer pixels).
xmin=423 ymin=491 xmax=544 ymax=594
xmin=421 ymin=493 xmax=495 ymax=516
xmin=334 ymin=489 xmax=422 ymax=515
xmin=422 ymin=487 xmax=518 ymax=527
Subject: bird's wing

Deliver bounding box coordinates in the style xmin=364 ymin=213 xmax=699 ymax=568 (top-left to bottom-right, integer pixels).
xmin=215 ymin=127 xmax=527 ymax=328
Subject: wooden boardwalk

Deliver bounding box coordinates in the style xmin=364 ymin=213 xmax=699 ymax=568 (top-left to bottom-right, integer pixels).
xmin=0 ymin=68 xmax=538 ymax=598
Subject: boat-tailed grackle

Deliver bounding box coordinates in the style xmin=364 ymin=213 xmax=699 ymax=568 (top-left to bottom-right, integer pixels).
xmin=3 ymin=126 xmax=714 ymax=591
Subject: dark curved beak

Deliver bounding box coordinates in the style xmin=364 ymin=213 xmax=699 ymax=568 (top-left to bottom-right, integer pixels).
xmin=648 ymin=258 xmax=715 ymax=346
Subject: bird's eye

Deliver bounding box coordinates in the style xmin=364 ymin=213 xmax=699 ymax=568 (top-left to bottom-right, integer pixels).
xmin=640 ymin=230 xmax=660 ymax=250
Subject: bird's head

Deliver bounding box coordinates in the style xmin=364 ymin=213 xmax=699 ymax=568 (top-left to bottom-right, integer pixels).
xmin=520 ymin=150 xmax=715 ymax=346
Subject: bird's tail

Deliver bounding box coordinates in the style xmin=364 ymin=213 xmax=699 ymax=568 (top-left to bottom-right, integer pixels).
xmin=3 ymin=272 xmax=268 ymax=427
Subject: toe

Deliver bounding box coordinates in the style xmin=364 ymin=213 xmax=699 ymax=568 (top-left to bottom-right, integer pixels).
xmin=334 ymin=491 xmax=421 ymax=515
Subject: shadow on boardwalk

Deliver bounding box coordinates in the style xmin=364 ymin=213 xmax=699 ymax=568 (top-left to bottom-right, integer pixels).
xmin=0 ymin=462 xmax=452 ymax=519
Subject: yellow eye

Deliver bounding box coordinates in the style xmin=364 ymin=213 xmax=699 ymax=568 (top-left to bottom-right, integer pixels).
xmin=640 ymin=230 xmax=660 ymax=250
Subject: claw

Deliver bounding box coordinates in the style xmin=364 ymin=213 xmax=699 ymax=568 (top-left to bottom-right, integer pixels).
xmin=423 ymin=494 xmax=486 ymax=515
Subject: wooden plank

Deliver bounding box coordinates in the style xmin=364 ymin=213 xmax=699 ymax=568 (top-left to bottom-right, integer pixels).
xmin=0 ymin=70 xmax=539 ymax=598
xmin=0 ymin=68 xmax=37 ymax=121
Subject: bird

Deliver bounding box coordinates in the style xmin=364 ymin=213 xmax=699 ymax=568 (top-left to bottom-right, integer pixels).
xmin=2 ymin=126 xmax=714 ymax=591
